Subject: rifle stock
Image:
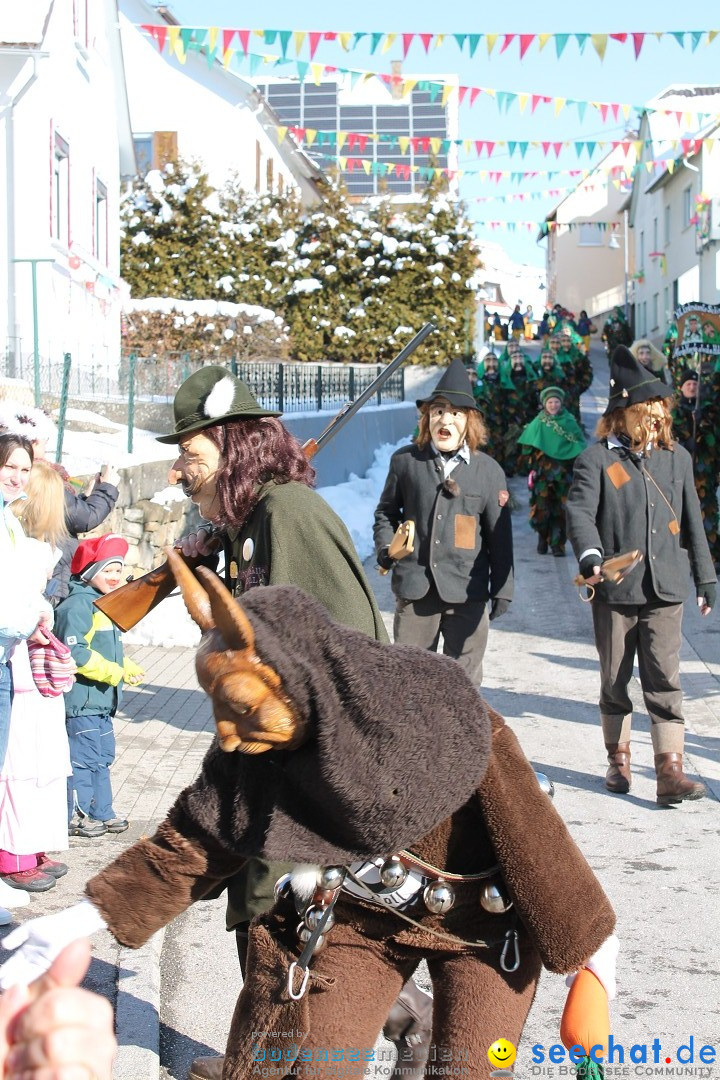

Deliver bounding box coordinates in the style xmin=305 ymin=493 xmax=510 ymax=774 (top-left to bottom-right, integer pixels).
xmin=95 ymin=322 xmax=435 ymax=631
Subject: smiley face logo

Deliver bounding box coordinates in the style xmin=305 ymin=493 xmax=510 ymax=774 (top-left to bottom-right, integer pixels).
xmin=488 ymin=1039 xmax=516 ymax=1070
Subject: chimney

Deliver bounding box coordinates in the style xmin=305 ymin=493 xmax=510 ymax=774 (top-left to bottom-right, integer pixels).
xmin=391 ymin=60 xmax=404 ymax=102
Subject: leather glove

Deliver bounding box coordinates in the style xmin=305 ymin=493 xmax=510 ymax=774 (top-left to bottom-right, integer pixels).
xmin=565 ymin=933 xmax=619 ymax=1001
xmin=579 ymin=553 xmax=602 ymax=581
xmin=697 ymin=583 xmax=716 ymax=610
xmin=0 ymin=900 xmax=107 ymax=989
xmin=123 ymin=657 xmax=145 ymax=685
xmin=489 ymin=597 xmax=510 ymax=621
xmin=377 ymin=547 xmax=395 ymax=571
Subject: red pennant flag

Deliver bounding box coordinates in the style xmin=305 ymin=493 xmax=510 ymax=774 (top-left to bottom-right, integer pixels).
xmin=143 ymin=24 xmax=167 ymax=51
xmin=458 ymin=85 xmax=468 ymax=104
xmin=402 ymin=33 xmax=414 ymax=58
xmin=357 ymin=134 xmax=368 ymax=152
xmin=222 ymin=28 xmax=235 ymax=53
xmin=485 ymin=141 xmax=495 ymax=156
xmin=500 ymin=34 xmax=515 ymax=53
xmin=469 ymin=87 xmax=481 ymax=106
xmin=474 ymin=140 xmax=483 ymax=157
xmin=541 ymin=142 xmax=551 ymax=155
xmin=324 ymin=32 xmax=336 ymax=41
xmin=308 ymin=32 xmax=322 ymax=59
xmin=519 ymin=34 xmax=534 ymax=58
xmin=632 ymin=33 xmax=645 ymax=58
xmin=531 ymin=94 xmax=542 ymax=113
xmin=610 ymin=103 xmax=620 ymax=120
xmin=552 ymin=142 xmax=563 ymax=157
xmin=610 ymin=33 xmax=627 ymax=43
xmin=419 ymin=33 xmax=433 ymax=52
xmin=237 ymin=29 xmax=249 ymax=54
xmin=598 ymin=104 xmax=609 ymax=121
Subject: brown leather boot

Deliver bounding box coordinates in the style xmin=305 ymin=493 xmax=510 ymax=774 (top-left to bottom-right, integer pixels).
xmin=604 ymin=742 xmax=631 ymax=794
xmin=655 ymin=753 xmax=706 ymax=805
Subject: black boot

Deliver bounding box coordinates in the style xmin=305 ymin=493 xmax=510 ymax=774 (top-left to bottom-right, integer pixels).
xmin=537 ymin=536 xmax=549 ymax=554
xmin=383 ymin=978 xmax=433 ymax=1080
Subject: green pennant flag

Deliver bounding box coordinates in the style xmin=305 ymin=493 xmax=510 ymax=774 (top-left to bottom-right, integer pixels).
xmin=249 ymin=53 xmax=262 ymax=75
xmin=263 ymin=30 xmax=277 ymax=45
xmin=180 ymin=27 xmax=197 ymax=52
xmin=296 ymin=60 xmax=309 ymax=82
xmin=454 ymin=34 xmax=467 ymax=51
xmin=575 ymin=33 xmax=589 ymax=52
xmin=468 ymin=34 xmax=481 ymax=57
xmin=353 ymin=32 xmax=365 ymax=49
xmin=690 ymin=31 xmax=702 ymax=51
xmin=495 ymin=92 xmax=507 ymax=113
xmin=511 ymin=172 xmax=522 ymax=183
xmin=519 ymin=142 xmax=529 ymax=158
xmin=428 ymin=82 xmax=441 ymax=102
xmin=205 ymin=42 xmax=217 ymax=67
xmin=349 ymin=68 xmax=362 ymax=89
xmin=370 ymin=32 xmax=383 ymax=53
xmin=670 ymin=32 xmax=685 ymax=47
xmin=555 ymin=34 xmax=569 ymax=58
xmin=505 ymin=92 xmax=517 ymax=113
xmin=508 ymin=141 xmax=517 ymax=156
xmin=586 ymin=141 xmax=597 ymax=157
xmin=576 ymin=100 xmax=587 ymax=122
xmin=278 ymin=30 xmax=292 ymax=58
xmin=442 ymin=139 xmax=451 ymax=152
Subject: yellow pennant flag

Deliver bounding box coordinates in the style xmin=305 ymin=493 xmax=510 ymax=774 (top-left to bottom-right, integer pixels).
xmin=706 ymin=138 xmax=715 ymax=152
xmin=253 ymin=30 xmax=263 ymax=39
xmin=386 ymin=162 xmax=395 ymax=174
xmin=208 ymin=27 xmax=219 ymax=52
xmin=479 ymin=171 xmax=487 ymax=181
xmin=633 ymin=140 xmax=644 ymax=158
xmin=310 ymin=64 xmax=323 ymax=85
xmin=382 ymin=33 xmax=396 ymax=53
xmin=554 ymin=97 xmax=566 ymax=116
xmin=402 ymin=79 xmax=417 ymax=97
xmin=430 ymin=137 xmax=442 ymax=154
xmin=645 ymin=161 xmax=654 ymax=173
xmin=518 ymin=93 xmax=529 ymax=113
xmin=167 ymin=26 xmax=183 ymax=61
xmin=486 ymin=33 xmax=497 ymax=55
xmin=683 ymin=112 xmax=694 ymax=128
xmin=337 ymin=132 xmax=348 ymax=151
xmin=362 ymin=159 xmax=372 ymax=175
xmin=338 ymin=157 xmax=347 ymax=171
xmin=667 ymin=159 xmax=676 ymax=173
xmin=222 ymin=47 xmax=233 ymax=69
xmin=305 ymin=129 xmax=318 ymax=146
xmin=538 ymin=34 xmax=551 ymax=51
xmin=338 ymin=32 xmax=352 ymax=51
xmin=435 ymin=34 xmax=445 ymax=48
xmin=362 ymin=71 xmax=374 ymax=83
xmin=485 ymin=87 xmax=496 ymax=98
xmin=441 ymin=84 xmax=454 ymax=107
xmin=591 ymin=34 xmax=608 ymax=60
xmin=620 ymin=104 xmax=631 ymax=120
xmin=398 ymin=136 xmax=411 ymax=154
xmin=463 ymin=139 xmax=471 ymax=153
xmin=293 ymin=31 xmax=306 ymax=55
xmin=708 ymin=30 xmax=719 ymax=44
xmin=277 ymin=126 xmax=288 ymax=144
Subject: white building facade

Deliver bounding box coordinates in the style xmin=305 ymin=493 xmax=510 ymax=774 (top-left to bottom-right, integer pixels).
xmin=0 ymin=0 xmax=134 ymax=389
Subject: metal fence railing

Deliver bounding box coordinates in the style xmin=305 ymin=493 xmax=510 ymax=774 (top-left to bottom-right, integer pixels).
xmin=1 ymin=349 xmax=405 ymax=414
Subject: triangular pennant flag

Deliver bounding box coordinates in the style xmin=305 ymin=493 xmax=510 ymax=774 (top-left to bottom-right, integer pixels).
xmin=262 ymin=30 xmax=277 ymax=46
xmin=292 ymin=31 xmax=306 ymax=55
xmin=420 ymin=33 xmax=433 ymax=52
xmin=486 ymin=34 xmax=498 ymax=55
xmin=276 ymin=126 xmax=288 ymax=144
xmin=598 ymin=103 xmax=609 ymax=121
xmin=470 ymin=87 xmax=482 ymax=106
xmin=518 ymin=93 xmax=529 ymax=112
xmin=667 ymin=159 xmax=676 ymax=173
xmin=441 ymin=84 xmax=454 ymax=107
xmin=519 ymin=142 xmax=529 ymax=158
xmin=554 ymin=97 xmax=566 ymax=116
xmin=707 ymin=138 xmax=715 ymax=152
xmin=458 ymin=85 xmax=468 ymax=105
xmin=296 ymin=60 xmax=309 ymax=82
xmin=575 ymin=33 xmax=589 ymax=52
xmin=369 ymin=32 xmax=383 ymax=54
xmin=454 ymin=34 xmax=467 ymax=51
xmin=237 ymin=30 xmax=250 ymax=54
xmin=362 ymin=159 xmax=372 ymax=175
xmin=310 ymin=63 xmax=324 ymax=85
xmin=508 ymin=141 xmax=517 ymax=157
xmin=335 ymin=132 xmax=347 ymax=151
xmin=632 ymin=33 xmax=645 ymax=58
xmin=276 ymin=30 xmax=291 ymax=57
xmin=308 ymin=32 xmax=322 ymax=59
xmin=586 ymin=141 xmax=597 ymax=157
xmin=519 ymin=34 xmax=534 ymax=58
xmin=248 ymin=53 xmax=262 ymax=75
xmin=538 ymin=34 xmax=551 ymax=51
xmin=555 ymin=34 xmax=569 ymax=58
xmin=305 ymin=129 xmax=318 ymax=146
xmin=691 ymin=31 xmax=702 ymax=51
xmin=576 ymin=100 xmax=587 ymax=122
xmin=552 ymin=142 xmax=563 ymax=158
xmin=485 ymin=141 xmax=495 ymax=155
xmin=430 ymin=137 xmax=442 ymax=154
xmin=670 ymin=32 xmax=684 ymax=48
xmin=382 ymin=34 xmax=396 ymax=54
xmin=221 ymin=28 xmax=235 ymax=54
xmin=531 ymin=94 xmax=542 ymax=113
xmin=468 ymin=34 xmax=481 ymax=56
xmin=708 ymin=30 xmax=719 ymax=44
xmin=500 ymin=34 xmax=515 ymax=54
xmin=634 ymin=140 xmax=644 ymax=158
xmin=402 ymin=79 xmax=417 ymax=97
xmin=207 ymin=26 xmax=219 ymax=56
xmin=435 ymin=34 xmax=445 ymax=49
xmin=398 ymin=136 xmax=410 ymax=154
xmin=591 ymin=34 xmax=608 ymax=60
xmin=610 ymin=33 xmax=627 ymax=43
xmin=541 ymin=142 xmax=551 ymax=156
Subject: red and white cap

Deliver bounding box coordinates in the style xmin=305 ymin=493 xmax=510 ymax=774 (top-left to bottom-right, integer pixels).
xmin=71 ymin=533 xmax=128 ymax=581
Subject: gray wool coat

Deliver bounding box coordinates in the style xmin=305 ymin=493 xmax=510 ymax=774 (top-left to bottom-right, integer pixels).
xmin=566 ymin=439 xmax=716 ymax=604
xmin=373 ymin=444 xmax=514 ymax=604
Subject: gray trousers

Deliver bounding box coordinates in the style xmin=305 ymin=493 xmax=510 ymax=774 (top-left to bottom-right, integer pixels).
xmin=591 ymin=600 xmax=685 ymax=727
xmin=393 ymin=584 xmax=490 ymax=685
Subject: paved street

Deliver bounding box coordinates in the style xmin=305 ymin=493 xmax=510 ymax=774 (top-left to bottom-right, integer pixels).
xmin=1 ymin=342 xmax=718 ymax=1079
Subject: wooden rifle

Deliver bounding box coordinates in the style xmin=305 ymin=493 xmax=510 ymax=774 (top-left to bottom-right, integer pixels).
xmin=94 ymin=322 xmax=436 ymax=631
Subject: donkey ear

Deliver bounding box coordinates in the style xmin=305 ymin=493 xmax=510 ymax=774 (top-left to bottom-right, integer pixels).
xmin=195 ymin=566 xmax=256 ymax=653
xmin=165 ymin=547 xmax=214 ymax=631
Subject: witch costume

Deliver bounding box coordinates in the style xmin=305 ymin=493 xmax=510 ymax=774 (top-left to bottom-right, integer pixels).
xmin=519 ymin=388 xmax=586 ymax=556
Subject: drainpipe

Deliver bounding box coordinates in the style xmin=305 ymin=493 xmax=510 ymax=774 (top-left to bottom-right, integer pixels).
xmin=0 ymin=50 xmax=46 ymax=375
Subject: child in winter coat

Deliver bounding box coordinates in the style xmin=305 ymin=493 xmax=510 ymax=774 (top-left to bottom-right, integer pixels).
xmin=53 ymin=534 xmax=144 ymax=837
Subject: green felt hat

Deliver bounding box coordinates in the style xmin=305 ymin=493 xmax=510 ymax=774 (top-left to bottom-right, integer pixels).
xmin=540 ymin=385 xmax=565 ymax=406
xmin=156 ymin=366 xmax=280 ymax=444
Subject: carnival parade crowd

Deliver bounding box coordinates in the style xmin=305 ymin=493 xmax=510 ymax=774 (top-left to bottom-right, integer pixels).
xmin=0 ymin=304 xmax=716 ymax=1080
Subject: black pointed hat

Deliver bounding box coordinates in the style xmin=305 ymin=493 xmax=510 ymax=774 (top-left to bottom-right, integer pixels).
xmin=416 ymin=357 xmax=480 ymax=411
xmin=603 ymin=345 xmax=672 ymax=416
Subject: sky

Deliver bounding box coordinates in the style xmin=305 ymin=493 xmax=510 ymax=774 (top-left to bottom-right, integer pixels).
xmin=160 ymin=0 xmax=720 ymax=274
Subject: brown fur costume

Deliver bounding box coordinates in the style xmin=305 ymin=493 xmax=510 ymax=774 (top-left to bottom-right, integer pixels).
xmin=86 ymin=586 xmax=614 ymax=1079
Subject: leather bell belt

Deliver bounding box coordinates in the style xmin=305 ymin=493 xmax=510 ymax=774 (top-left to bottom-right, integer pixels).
xmin=342 ymin=851 xmax=512 ymax=916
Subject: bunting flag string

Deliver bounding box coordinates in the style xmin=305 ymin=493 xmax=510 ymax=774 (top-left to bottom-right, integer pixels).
xmin=135 ymin=23 xmax=720 ymax=62
xmin=136 ymin=27 xmax=720 ymax=125
xmin=278 ymin=125 xmax=710 ymax=161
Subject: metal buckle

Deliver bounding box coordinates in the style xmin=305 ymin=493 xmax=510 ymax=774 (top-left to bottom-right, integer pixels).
xmin=500 ymin=928 xmax=521 ymax=973
xmin=287 ymin=961 xmax=310 ymax=1000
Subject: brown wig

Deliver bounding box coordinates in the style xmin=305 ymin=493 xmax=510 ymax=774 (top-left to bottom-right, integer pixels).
xmin=203 ymin=417 xmax=316 ymax=529
xmin=595 ymin=399 xmax=674 ymax=452
xmin=0 ymin=433 xmax=34 ymax=468
xmin=13 ymin=460 xmax=68 ymax=546
xmin=416 ymin=403 xmax=488 ymax=452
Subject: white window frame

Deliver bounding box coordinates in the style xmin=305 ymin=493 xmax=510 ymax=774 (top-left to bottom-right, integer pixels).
xmin=95 ymin=178 xmax=108 ymax=265
xmin=52 ymin=133 xmax=70 ymax=247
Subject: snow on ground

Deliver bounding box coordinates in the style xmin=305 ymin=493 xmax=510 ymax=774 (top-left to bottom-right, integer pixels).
xmin=123 ymin=437 xmax=406 ymax=649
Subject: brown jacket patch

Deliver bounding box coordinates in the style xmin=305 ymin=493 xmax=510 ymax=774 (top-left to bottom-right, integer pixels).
xmin=454 ymin=514 xmax=477 ymax=549
xmin=605 ymin=461 xmax=631 ymax=489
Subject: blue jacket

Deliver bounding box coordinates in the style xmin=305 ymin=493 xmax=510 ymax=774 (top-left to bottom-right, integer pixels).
xmin=53 ymin=579 xmax=124 ymax=717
